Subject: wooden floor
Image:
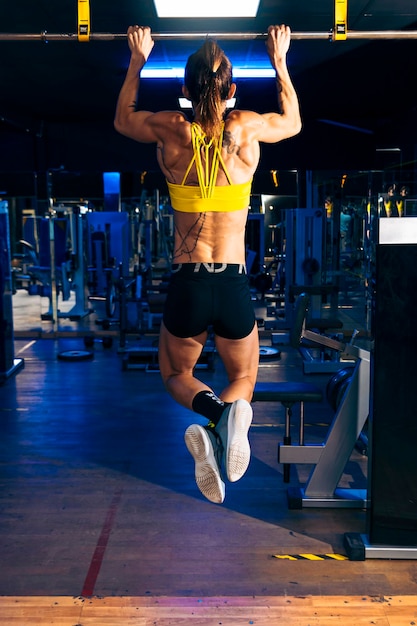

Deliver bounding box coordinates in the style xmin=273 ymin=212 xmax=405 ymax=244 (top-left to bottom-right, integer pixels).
xmin=2 ymin=291 xmax=417 ymax=624
xmin=2 ymin=594 xmax=417 ymax=624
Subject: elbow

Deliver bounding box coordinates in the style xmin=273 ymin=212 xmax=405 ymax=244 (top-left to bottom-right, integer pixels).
xmin=290 ymin=115 xmax=302 ymax=137
xmin=114 ymin=116 xmax=125 ymax=135
xmin=114 ymin=117 xmax=132 ymax=139
xmin=114 ymin=105 xmax=132 ymax=136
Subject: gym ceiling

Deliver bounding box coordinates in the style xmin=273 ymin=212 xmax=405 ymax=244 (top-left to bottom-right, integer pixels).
xmin=1 ymin=0 xmax=417 ymax=193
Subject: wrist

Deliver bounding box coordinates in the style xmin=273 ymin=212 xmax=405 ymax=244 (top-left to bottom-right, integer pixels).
xmin=273 ymin=58 xmax=286 ymax=71
xmin=274 ymin=63 xmax=290 ymax=81
xmin=129 ymin=53 xmax=146 ymax=73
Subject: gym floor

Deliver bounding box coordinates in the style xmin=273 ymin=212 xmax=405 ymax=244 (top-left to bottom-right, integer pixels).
xmin=2 ymin=290 xmax=417 ymax=624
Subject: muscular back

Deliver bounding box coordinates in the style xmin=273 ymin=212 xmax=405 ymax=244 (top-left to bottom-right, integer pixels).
xmin=153 ymin=109 xmax=263 ymax=264
xmin=155 ymin=109 xmax=261 ymax=187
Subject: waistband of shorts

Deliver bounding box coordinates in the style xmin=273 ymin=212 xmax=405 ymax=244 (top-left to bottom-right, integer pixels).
xmin=170 ymin=262 xmax=246 ymax=275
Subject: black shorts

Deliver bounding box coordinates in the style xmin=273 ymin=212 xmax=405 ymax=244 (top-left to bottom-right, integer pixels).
xmin=162 ymin=263 xmax=256 ymax=339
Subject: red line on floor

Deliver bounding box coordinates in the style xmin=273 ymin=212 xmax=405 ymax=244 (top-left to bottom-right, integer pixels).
xmin=81 ymin=489 xmax=123 ymax=597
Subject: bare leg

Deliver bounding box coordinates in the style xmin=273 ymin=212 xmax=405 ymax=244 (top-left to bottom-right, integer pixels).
xmin=159 ymin=321 xmax=259 ymax=408
xmin=158 ymin=321 xmax=213 ymax=410
xmin=159 ymin=319 xmax=259 ymax=497
xmin=209 ymin=323 xmax=259 ymax=481
xmin=159 ymin=321 xmax=228 ymax=502
xmin=215 ymin=323 xmax=259 ymax=403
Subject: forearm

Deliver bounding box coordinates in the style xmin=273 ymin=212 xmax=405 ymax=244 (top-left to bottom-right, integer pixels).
xmin=114 ymin=55 xmax=144 ymax=132
xmin=263 ymin=25 xmax=302 ymax=136
xmin=274 ymin=59 xmax=301 ymax=133
xmin=115 ymin=26 xmax=155 ymax=138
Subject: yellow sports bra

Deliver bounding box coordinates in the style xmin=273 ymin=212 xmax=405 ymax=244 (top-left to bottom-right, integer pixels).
xmin=167 ymin=122 xmax=252 ymax=213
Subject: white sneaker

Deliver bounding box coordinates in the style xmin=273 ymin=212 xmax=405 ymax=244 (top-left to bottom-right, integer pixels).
xmin=184 ymin=424 xmax=225 ymax=504
xmin=215 ymin=399 xmax=253 ymax=482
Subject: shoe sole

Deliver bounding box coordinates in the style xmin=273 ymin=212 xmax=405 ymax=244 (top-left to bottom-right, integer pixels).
xmin=184 ymin=424 xmax=225 ymax=504
xmin=224 ymin=399 xmax=253 ymax=482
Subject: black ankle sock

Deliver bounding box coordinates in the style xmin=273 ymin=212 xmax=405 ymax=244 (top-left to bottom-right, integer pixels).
xmin=192 ymin=391 xmax=230 ymax=426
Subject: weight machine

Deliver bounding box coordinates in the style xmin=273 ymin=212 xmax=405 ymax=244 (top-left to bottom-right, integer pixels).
xmin=345 ymin=217 xmax=417 ymax=560
xmin=264 ymin=207 xmax=331 ymax=326
xmin=0 ymin=200 xmax=24 ymax=382
xmin=18 ymin=204 xmax=91 ymax=322
xmin=282 ymin=293 xmax=370 ymax=509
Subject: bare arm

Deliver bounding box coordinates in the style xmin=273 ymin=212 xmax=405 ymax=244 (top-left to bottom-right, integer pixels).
xmin=256 ymin=24 xmax=302 ymax=143
xmin=114 ymin=26 xmax=161 ymax=143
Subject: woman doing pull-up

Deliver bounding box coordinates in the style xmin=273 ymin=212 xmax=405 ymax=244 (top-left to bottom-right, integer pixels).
xmin=114 ymin=24 xmax=301 ymax=504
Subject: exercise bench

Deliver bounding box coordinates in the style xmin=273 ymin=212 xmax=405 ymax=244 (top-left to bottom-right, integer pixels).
xmin=254 ymin=293 xmax=370 ymax=509
xmin=253 ymin=381 xmax=323 ymax=482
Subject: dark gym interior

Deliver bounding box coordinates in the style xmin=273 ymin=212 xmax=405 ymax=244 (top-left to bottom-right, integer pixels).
xmin=1 ymin=1 xmax=417 ymax=624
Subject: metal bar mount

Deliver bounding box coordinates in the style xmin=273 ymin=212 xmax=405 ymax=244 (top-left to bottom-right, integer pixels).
xmin=1 ymin=30 xmax=417 ymax=42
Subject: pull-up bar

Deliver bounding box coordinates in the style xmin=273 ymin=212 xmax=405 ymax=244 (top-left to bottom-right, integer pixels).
xmin=3 ymin=0 xmax=414 ymax=42
xmin=0 ymin=30 xmax=417 ymax=42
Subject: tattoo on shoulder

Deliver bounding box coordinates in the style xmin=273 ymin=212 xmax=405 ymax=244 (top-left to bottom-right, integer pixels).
xmin=223 ymin=130 xmax=241 ymax=156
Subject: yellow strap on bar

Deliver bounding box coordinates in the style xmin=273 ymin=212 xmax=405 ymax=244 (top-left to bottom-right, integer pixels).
xmin=78 ymin=0 xmax=90 ymax=42
xmin=334 ymin=0 xmax=348 ymax=40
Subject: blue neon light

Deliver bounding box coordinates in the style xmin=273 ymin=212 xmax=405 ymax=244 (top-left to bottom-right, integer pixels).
xmin=140 ymin=67 xmax=275 ymax=79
